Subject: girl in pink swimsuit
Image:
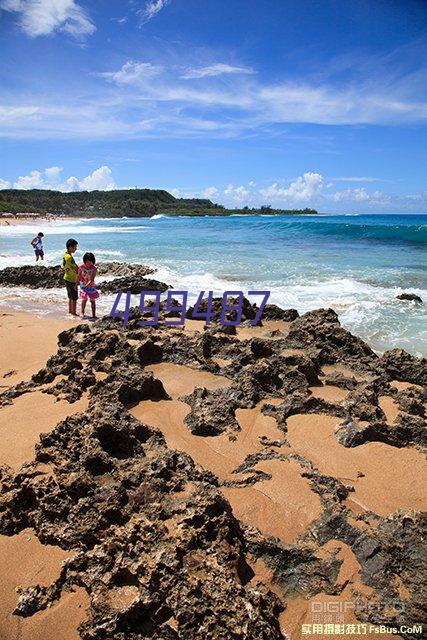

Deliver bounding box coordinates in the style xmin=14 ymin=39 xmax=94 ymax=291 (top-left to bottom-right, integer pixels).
xmin=78 ymin=252 xmax=100 ymax=319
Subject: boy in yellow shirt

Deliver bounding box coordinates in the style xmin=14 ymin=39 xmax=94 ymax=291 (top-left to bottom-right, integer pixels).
xmin=63 ymin=238 xmax=78 ymax=316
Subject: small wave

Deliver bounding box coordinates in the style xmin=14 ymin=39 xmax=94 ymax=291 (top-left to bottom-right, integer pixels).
xmin=91 ymin=249 xmax=125 ymax=257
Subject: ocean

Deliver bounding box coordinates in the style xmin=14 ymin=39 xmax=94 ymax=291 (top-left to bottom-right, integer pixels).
xmin=1 ymin=213 xmax=426 ymax=357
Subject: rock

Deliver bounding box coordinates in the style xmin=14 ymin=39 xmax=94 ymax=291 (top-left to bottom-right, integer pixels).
xmin=90 ymin=365 xmax=170 ymax=406
xmin=335 ymin=420 xmax=389 ymax=447
xmin=250 ymin=338 xmax=273 ymax=357
xmin=0 ymin=396 xmax=284 ymax=637
xmin=136 ymin=338 xmax=163 ymax=365
xmin=287 ymin=308 xmax=378 ymax=367
xmin=183 ymin=387 xmax=240 ymax=436
xmin=186 ymin=295 xmax=259 ymax=324
xmin=380 ymin=349 xmax=427 ymax=386
xmin=99 ymin=276 xmax=170 ymax=294
xmin=0 ymin=265 xmax=63 ymax=288
xmin=97 ymin=262 xmax=155 ymax=277
xmin=0 ymin=262 xmax=156 ymax=289
xmin=396 ymin=293 xmax=423 ymax=303
xmin=262 ymin=304 xmax=299 ymax=321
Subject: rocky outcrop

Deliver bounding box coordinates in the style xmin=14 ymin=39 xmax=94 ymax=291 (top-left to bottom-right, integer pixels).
xmin=97 ymin=262 xmax=155 ymax=277
xmin=98 ymin=276 xmax=170 ymax=294
xmin=396 ymin=293 xmax=423 ymax=303
xmin=262 ymin=304 xmax=299 ymax=321
xmin=0 ymin=265 xmax=64 ymax=288
xmin=379 ymin=349 xmax=427 ymax=386
xmin=287 ymin=308 xmax=379 ymax=368
xmin=0 ymin=262 xmax=156 ymax=289
xmin=185 ymin=295 xmax=259 ymax=324
xmin=0 ymin=307 xmax=426 ymax=638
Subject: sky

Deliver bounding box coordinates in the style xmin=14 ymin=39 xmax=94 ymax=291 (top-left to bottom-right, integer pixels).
xmin=0 ymin=0 xmax=426 ymax=213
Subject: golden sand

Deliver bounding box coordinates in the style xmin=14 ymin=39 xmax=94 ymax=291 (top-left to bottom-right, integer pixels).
xmin=0 ymin=529 xmax=88 ymax=640
xmin=286 ymin=413 xmax=427 ymax=516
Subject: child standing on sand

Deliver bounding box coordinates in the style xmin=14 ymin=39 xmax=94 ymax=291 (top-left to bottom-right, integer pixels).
xmin=63 ymin=238 xmax=79 ymax=316
xmin=31 ymin=232 xmax=44 ymax=261
xmin=78 ymin=252 xmax=99 ymax=319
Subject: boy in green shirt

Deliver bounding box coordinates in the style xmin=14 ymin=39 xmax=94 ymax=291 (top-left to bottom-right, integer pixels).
xmin=63 ymin=238 xmax=78 ymax=315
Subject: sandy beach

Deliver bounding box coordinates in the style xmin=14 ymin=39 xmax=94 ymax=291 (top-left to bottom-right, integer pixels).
xmin=0 ymin=216 xmax=82 ymax=226
xmin=0 ymin=303 xmax=425 ymax=639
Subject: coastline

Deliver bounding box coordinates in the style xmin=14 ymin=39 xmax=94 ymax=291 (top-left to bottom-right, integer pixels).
xmin=0 ymin=216 xmax=85 ymax=226
xmin=0 ymin=305 xmax=426 ymax=638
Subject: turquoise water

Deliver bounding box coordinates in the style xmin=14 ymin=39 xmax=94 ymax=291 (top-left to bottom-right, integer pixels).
xmin=1 ymin=214 xmax=426 ymax=356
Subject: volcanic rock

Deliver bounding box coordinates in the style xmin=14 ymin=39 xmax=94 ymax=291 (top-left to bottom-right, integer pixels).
xmin=98 ymin=276 xmax=170 ymax=294
xmin=262 ymin=304 xmax=299 ymax=321
xmin=396 ymin=293 xmax=423 ymax=303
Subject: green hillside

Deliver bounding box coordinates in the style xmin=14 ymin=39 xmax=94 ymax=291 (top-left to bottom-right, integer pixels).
xmin=0 ymin=188 xmax=317 ymax=217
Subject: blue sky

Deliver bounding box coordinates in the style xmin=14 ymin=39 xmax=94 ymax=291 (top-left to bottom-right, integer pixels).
xmin=0 ymin=0 xmax=426 ymax=212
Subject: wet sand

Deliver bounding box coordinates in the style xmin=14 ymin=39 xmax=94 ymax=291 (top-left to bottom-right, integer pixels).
xmin=0 ymin=529 xmax=89 ymax=640
xmin=309 ymin=384 xmax=350 ymax=402
xmin=0 ymin=310 xmax=75 ymax=388
xmin=286 ymin=413 xmax=427 ymax=517
xmin=0 ymin=391 xmax=88 ymax=470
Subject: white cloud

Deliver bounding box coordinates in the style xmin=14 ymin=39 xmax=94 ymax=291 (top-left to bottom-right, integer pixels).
xmin=330 ymin=176 xmax=384 ymax=183
xmin=258 ymin=83 xmax=427 ymax=125
xmin=100 ymin=60 xmax=162 ymax=84
xmin=331 ymin=187 xmax=391 ymax=206
xmin=76 ymin=165 xmax=116 ymax=191
xmin=45 ymin=165 xmax=63 ymax=179
xmin=260 ymin=172 xmax=324 ymax=202
xmin=0 ymin=178 xmax=11 ymax=189
xmin=11 ymin=165 xmax=117 ymax=191
xmin=202 ymin=186 xmax=218 ymax=198
xmin=0 ymin=105 xmax=40 ymax=120
xmin=223 ymin=184 xmax=250 ymax=203
xmin=2 ymin=42 xmax=426 ymax=142
xmin=13 ymin=169 xmax=43 ymax=189
xmin=332 ymin=187 xmax=370 ymax=202
xmin=0 ymin=0 xmax=95 ymax=38
xmin=182 ymin=63 xmax=255 ymax=80
xmin=138 ymin=0 xmax=170 ymax=25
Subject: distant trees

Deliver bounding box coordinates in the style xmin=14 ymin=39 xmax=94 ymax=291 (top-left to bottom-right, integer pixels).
xmin=0 ymin=188 xmax=318 ymax=217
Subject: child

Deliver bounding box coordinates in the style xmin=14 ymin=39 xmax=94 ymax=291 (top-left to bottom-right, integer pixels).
xmin=31 ymin=232 xmax=44 ymax=261
xmin=63 ymin=238 xmax=79 ymax=316
xmin=78 ymin=252 xmax=99 ymax=319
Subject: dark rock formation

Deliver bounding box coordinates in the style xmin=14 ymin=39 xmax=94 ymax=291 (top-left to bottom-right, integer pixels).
xmin=97 ymin=262 xmax=155 ymax=277
xmin=396 ymin=293 xmax=423 ymax=303
xmin=287 ymin=308 xmax=379 ymax=369
xmin=0 ymin=265 xmax=63 ymax=288
xmin=186 ymin=295 xmax=258 ymax=324
xmin=98 ymin=276 xmax=170 ymax=294
xmin=0 ymin=262 xmax=157 ymax=289
xmin=262 ymin=304 xmax=299 ymax=321
xmin=379 ymin=349 xmax=427 ymax=386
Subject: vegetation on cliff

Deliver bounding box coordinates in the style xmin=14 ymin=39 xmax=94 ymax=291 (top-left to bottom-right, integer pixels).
xmin=0 ymin=188 xmax=317 ymax=217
